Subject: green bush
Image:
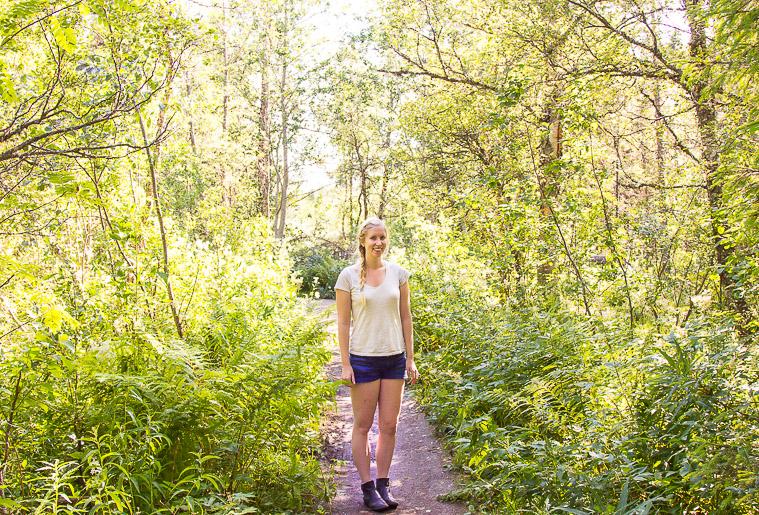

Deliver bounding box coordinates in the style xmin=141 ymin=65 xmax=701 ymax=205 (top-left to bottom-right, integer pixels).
xmin=1 ymin=219 xmax=336 ymax=513
xmin=291 ymin=241 xmax=351 ymax=300
xmin=402 ymin=226 xmax=758 ymax=514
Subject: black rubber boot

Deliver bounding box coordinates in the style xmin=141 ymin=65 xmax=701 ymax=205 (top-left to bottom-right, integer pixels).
xmin=361 ymin=480 xmax=390 ymax=512
xmin=375 ymin=477 xmax=399 ymax=509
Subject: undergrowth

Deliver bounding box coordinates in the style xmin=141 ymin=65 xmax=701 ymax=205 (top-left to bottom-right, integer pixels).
xmin=0 ymin=219 xmax=336 ymax=513
xmin=403 ymin=228 xmax=757 ymax=514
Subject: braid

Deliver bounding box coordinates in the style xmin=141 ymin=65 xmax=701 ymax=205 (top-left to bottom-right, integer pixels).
xmin=359 ymin=244 xmax=367 ymax=291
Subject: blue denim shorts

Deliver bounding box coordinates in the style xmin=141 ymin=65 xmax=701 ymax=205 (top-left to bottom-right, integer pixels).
xmin=349 ymin=352 xmax=407 ymax=383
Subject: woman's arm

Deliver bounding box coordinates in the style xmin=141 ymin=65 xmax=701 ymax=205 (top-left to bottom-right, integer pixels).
xmin=399 ymin=282 xmax=420 ymax=383
xmin=335 ymin=289 xmax=354 ymax=384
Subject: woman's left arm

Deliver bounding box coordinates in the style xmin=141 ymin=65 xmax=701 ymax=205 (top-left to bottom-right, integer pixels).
xmin=400 ymin=281 xmax=420 ymax=384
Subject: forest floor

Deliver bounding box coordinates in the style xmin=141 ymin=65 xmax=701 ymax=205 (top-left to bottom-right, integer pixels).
xmin=313 ymin=299 xmax=467 ymax=515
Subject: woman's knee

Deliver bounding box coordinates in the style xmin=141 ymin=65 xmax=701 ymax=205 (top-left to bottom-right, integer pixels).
xmin=353 ymin=420 xmax=373 ymax=435
xmin=378 ymin=421 xmax=397 ymax=436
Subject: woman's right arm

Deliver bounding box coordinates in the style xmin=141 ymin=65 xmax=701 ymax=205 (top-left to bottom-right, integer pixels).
xmin=335 ymin=289 xmax=354 ymax=384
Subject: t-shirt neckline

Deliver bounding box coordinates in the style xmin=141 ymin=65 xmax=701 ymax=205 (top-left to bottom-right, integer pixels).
xmin=362 ymin=262 xmax=388 ymax=288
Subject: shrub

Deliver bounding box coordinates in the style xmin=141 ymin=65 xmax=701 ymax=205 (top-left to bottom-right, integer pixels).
xmin=403 ymin=226 xmax=758 ymax=514
xmin=291 ymin=240 xmax=351 ymax=299
xmin=1 ymin=219 xmax=336 ymax=513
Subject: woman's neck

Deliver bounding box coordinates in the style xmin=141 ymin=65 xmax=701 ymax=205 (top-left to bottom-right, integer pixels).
xmin=364 ymin=255 xmax=384 ymax=269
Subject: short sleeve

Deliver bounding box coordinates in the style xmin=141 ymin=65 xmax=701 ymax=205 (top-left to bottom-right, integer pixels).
xmin=398 ymin=265 xmax=411 ymax=286
xmin=334 ymin=267 xmax=352 ymax=292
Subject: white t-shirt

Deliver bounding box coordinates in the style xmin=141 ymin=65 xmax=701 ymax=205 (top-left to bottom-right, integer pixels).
xmin=334 ymin=261 xmax=411 ymax=356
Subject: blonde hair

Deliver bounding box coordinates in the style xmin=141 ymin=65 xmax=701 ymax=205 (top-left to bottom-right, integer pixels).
xmin=356 ymin=217 xmax=388 ymax=304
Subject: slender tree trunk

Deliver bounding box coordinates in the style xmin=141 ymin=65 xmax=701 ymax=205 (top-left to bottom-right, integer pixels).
xmin=537 ymin=86 xmax=562 ymax=285
xmin=360 ymin=166 xmax=368 ymax=221
xmin=342 ymin=176 xmax=348 ymax=239
xmin=276 ymin=101 xmax=288 ymax=239
xmin=530 ymin=135 xmax=591 ymax=315
xmin=654 ymin=83 xmax=664 ymax=183
xmin=136 ymin=41 xmax=183 ymax=338
xmin=220 ymin=0 xmax=233 ymax=206
xmin=378 ymin=96 xmax=396 ymax=220
xmin=222 ymin=0 xmax=229 ymax=137
xmin=275 ymin=16 xmax=289 ymax=240
xmin=685 ymin=0 xmax=749 ymax=320
xmin=0 ymin=371 xmax=22 ymax=511
xmin=378 ymin=159 xmax=390 ymax=219
xmin=353 ymin=133 xmax=369 ymax=221
xmin=348 ymin=172 xmax=354 ymax=231
xmin=257 ymin=24 xmax=271 ymax=217
xmin=138 ymin=108 xmax=183 ymax=339
xmin=184 ymin=71 xmax=197 ymax=155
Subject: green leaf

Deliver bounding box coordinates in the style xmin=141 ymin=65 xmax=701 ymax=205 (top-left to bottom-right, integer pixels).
xmin=0 ymin=63 xmax=17 ymax=103
xmin=50 ymin=16 xmax=76 ymax=53
xmin=41 ymin=305 xmax=80 ymax=332
xmin=43 ymin=306 xmax=64 ymax=332
xmin=0 ymin=499 xmax=22 ymax=508
xmin=616 ymin=480 xmax=630 ymax=512
xmin=737 ymin=119 xmax=759 ymax=133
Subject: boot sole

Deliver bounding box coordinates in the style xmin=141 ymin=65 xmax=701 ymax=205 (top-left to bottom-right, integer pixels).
xmin=364 ymin=503 xmax=393 ymax=512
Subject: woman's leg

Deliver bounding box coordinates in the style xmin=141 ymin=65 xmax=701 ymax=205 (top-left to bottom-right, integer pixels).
xmin=350 ymin=379 xmax=381 ymax=483
xmin=376 ymin=378 xmax=404 ymax=478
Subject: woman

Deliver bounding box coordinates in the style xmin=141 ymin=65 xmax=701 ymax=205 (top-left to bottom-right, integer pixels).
xmin=334 ymin=217 xmax=421 ymax=512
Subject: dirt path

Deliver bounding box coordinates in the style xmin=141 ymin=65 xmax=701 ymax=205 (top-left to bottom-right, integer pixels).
xmin=314 ymin=300 xmax=467 ymax=515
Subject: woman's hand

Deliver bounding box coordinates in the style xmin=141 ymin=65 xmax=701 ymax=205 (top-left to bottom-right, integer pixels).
xmin=406 ymin=358 xmax=421 ymax=384
xmin=341 ymin=364 xmax=355 ymax=385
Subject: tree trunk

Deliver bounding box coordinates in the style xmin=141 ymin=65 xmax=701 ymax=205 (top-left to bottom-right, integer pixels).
xmin=342 ymin=176 xmax=349 ymax=239
xmin=222 ymin=0 xmax=229 ymax=137
xmin=138 ymin=104 xmax=183 ymax=339
xmin=257 ymin=27 xmax=271 ymax=217
xmin=685 ymin=0 xmax=749 ymax=320
xmin=537 ymin=87 xmax=562 ymax=285
xmin=0 ymin=371 xmax=23 ymax=511
xmin=136 ymin=34 xmax=183 ymax=339
xmin=530 ymin=134 xmax=591 ymax=316
xmin=275 ymin=13 xmax=289 ymax=240
xmin=348 ymin=172 xmax=354 ymax=231
xmin=654 ymin=82 xmax=664 ymax=183
xmin=184 ymin=70 xmax=197 ymax=155
xmin=360 ymin=165 xmax=368 ymax=221
xmin=221 ymin=0 xmax=234 ymax=206
xmin=378 ymin=159 xmax=390 ymax=220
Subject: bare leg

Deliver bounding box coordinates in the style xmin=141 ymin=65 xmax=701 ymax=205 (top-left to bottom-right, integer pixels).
xmin=350 ymin=380 xmax=381 ymax=483
xmin=376 ymin=378 xmax=404 ymax=478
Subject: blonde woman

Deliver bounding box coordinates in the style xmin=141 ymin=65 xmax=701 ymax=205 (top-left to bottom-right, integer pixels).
xmin=334 ymin=217 xmax=421 ymax=512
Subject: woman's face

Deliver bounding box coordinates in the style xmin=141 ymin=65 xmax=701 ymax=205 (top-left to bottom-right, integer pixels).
xmin=362 ymin=226 xmax=387 ymax=258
